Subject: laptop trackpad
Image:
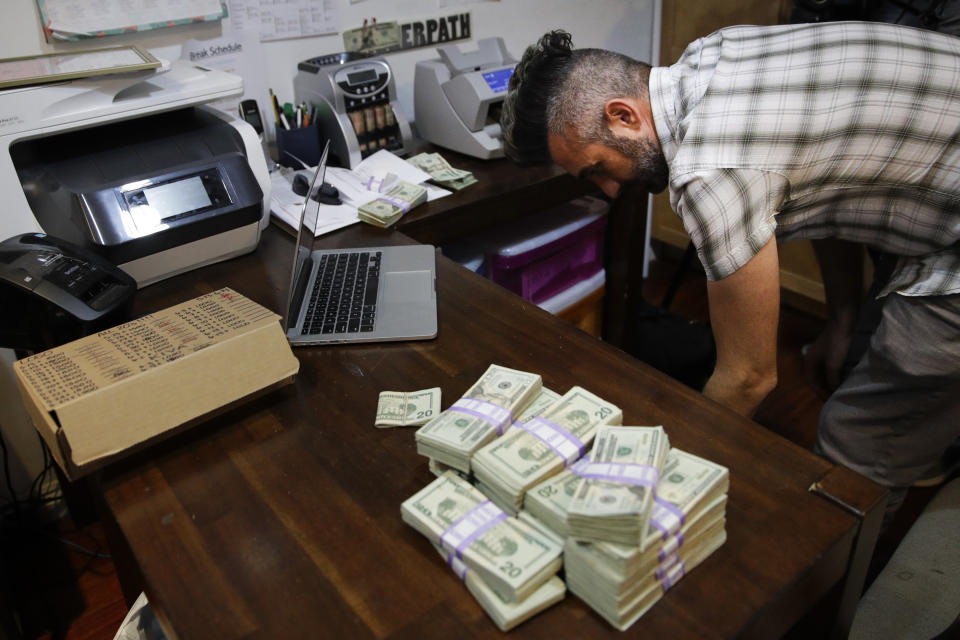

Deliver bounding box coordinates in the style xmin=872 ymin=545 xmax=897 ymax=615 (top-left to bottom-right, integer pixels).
xmin=383 ymin=270 xmax=433 ymax=302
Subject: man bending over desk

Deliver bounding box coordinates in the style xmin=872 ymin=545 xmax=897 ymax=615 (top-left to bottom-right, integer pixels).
xmin=498 ymin=22 xmax=960 ymax=524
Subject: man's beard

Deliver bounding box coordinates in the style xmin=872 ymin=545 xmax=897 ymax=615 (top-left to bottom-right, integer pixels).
xmin=602 ymin=131 xmax=669 ymax=194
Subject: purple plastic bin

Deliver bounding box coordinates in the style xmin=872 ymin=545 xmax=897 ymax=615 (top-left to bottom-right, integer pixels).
xmin=481 ymin=197 xmax=607 ymax=304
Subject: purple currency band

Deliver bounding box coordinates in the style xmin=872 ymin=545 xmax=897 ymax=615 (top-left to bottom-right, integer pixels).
xmin=377 ymin=194 xmax=414 ymax=213
xmin=655 ymin=550 xmax=679 ymax=580
xmin=657 ymin=531 xmax=685 ymax=562
xmin=366 ymin=176 xmax=383 ymax=191
xmin=650 ymin=495 xmax=687 ymax=539
xmin=439 ymin=499 xmax=508 ymax=559
xmin=448 ymin=398 xmax=514 ymax=435
xmin=569 ymin=454 xmax=592 ymax=475
xmin=659 ymin=560 xmax=686 ymax=592
xmin=570 ymin=461 xmax=660 ymax=487
xmin=445 ymin=551 xmax=470 ymax=581
xmin=518 ymin=416 xmax=586 ymax=466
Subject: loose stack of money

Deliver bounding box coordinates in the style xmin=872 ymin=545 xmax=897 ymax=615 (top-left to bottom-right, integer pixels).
xmin=471 ymin=387 xmax=623 ymax=515
xmin=563 ymin=448 xmax=730 ymax=630
xmin=407 ymin=152 xmax=478 ymax=190
xmin=431 ymin=543 xmax=566 ymax=631
xmin=415 ymin=364 xmax=542 ymax=473
xmin=375 ymin=388 xmax=441 ymax=427
xmin=401 ymin=471 xmax=564 ymax=605
xmin=566 ymin=426 xmax=671 ymax=548
xmin=357 ymin=178 xmax=427 ymax=227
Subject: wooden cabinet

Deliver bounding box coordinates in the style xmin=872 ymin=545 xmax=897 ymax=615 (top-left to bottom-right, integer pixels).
xmin=652 ymin=0 xmax=827 ymax=309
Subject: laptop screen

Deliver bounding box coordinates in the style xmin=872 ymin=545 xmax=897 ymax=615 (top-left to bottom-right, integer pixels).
xmin=283 ymin=141 xmax=330 ymax=333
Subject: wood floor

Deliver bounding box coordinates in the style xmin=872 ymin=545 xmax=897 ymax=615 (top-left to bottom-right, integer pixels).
xmin=4 ymin=252 xmax=941 ymax=639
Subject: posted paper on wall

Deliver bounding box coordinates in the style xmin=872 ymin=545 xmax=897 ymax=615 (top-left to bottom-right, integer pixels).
xmin=180 ymin=35 xmax=270 ymax=130
xmin=225 ymin=0 xmax=339 ymax=42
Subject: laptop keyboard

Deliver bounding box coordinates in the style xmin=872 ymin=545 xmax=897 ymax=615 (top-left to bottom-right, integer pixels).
xmin=302 ymin=251 xmax=381 ymax=335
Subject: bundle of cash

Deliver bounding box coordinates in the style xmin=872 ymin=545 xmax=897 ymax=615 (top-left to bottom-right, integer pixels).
xmin=375 ymin=388 xmax=441 ymax=427
xmin=514 ymin=387 xmax=562 ymax=424
xmin=407 ymin=152 xmax=478 ymax=190
xmin=565 ymin=517 xmax=727 ymax=630
xmin=401 ymin=471 xmax=563 ymax=603
xmin=357 ymin=179 xmax=427 ymax=227
xmin=432 ymin=543 xmax=566 ymax=631
xmin=563 ymin=449 xmax=730 ymax=630
xmin=471 ymin=387 xmax=622 ymax=515
xmin=415 ymin=364 xmax=542 ymax=472
xmin=470 ymin=386 xmax=562 ymax=495
xmin=566 ymin=426 xmax=670 ymax=548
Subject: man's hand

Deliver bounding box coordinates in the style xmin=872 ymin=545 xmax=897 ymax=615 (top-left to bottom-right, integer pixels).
xmin=702 ymin=238 xmax=781 ymax=416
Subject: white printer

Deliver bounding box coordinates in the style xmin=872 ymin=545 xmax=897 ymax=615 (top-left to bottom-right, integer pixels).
xmin=414 ymin=38 xmax=517 ymax=159
xmin=0 ymin=60 xmax=271 ymax=288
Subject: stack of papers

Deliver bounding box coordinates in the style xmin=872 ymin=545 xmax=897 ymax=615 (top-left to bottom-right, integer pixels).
xmin=269 ymin=150 xmax=451 ymax=236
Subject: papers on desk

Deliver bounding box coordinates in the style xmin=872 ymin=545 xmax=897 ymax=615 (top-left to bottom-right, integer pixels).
xmin=269 ymin=150 xmax=451 ymax=236
xmin=269 ymin=170 xmax=364 ymax=236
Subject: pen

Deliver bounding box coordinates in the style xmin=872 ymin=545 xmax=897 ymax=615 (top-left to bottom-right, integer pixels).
xmin=279 ymin=111 xmax=290 ymax=130
xmin=268 ymin=88 xmax=282 ymax=128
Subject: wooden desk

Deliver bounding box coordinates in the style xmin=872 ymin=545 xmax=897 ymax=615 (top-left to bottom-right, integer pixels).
xmin=96 ymin=224 xmax=883 ymax=639
xmin=394 ymin=148 xmax=647 ymax=347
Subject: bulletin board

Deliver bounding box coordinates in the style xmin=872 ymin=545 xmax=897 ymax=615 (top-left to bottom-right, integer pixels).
xmin=37 ymin=0 xmax=228 ymax=42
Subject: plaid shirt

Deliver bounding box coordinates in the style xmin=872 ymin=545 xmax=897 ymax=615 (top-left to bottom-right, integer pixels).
xmin=649 ymin=21 xmax=960 ymax=297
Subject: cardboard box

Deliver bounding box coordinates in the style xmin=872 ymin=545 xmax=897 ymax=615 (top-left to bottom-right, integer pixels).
xmin=13 ymin=287 xmax=300 ymax=480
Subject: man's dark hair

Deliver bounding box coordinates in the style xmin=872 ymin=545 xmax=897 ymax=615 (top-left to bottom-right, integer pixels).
xmin=501 ymin=31 xmax=576 ymax=165
xmin=501 ymin=30 xmax=652 ymax=166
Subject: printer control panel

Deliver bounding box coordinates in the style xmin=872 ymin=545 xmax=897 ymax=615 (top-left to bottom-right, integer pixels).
xmin=121 ymin=168 xmax=231 ymax=225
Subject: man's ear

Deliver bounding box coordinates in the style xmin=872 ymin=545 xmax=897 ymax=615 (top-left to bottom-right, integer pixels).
xmin=603 ymin=98 xmax=642 ymax=134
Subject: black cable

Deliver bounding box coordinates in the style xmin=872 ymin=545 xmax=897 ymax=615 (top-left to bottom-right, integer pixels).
xmin=27 ymin=432 xmax=60 ymax=507
xmin=0 ymin=423 xmax=109 ymax=567
xmin=40 ymin=527 xmax=112 ymax=560
xmin=0 ymin=429 xmax=19 ymax=513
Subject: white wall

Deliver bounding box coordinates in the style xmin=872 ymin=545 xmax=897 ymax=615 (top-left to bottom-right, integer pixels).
xmin=0 ymin=0 xmax=657 ymax=504
xmin=0 ymin=0 xmax=657 ymax=130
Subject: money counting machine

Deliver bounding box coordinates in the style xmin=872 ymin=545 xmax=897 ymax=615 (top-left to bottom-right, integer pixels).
xmin=294 ymin=52 xmax=413 ymax=168
xmin=414 ymin=38 xmax=517 ymax=159
xmin=0 ymin=60 xmax=270 ymax=288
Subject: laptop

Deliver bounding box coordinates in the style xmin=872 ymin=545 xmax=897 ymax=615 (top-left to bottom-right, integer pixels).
xmin=282 ymin=141 xmax=438 ymax=345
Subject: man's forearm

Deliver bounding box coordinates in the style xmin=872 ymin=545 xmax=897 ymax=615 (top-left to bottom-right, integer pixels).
xmin=702 ymin=366 xmax=777 ymax=417
xmin=702 ymin=238 xmax=783 ymax=418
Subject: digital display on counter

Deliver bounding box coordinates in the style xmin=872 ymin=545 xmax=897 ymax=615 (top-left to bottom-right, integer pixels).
xmin=482 ymin=67 xmax=514 ymax=94
xmin=347 ymin=68 xmax=378 ymax=85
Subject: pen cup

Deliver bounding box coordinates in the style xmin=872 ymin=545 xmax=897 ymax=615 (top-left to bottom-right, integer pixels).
xmin=275 ymin=124 xmax=323 ymax=169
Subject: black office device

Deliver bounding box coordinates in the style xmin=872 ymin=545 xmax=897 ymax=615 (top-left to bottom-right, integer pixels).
xmin=239 ymin=99 xmax=265 ymax=136
xmin=0 ymin=233 xmax=137 ymax=351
